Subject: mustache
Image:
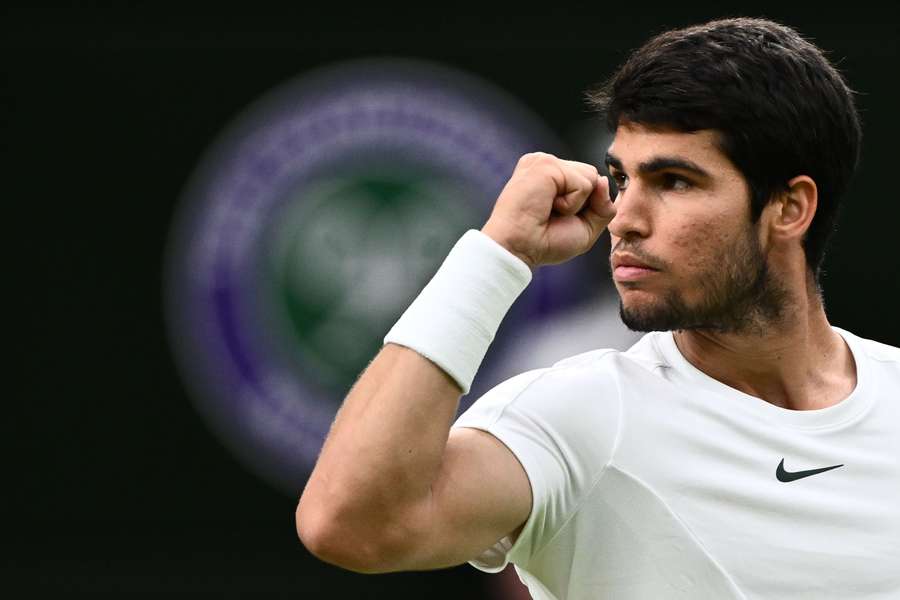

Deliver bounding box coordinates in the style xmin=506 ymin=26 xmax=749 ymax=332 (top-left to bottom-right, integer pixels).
xmin=609 ymin=241 xmax=668 ymax=271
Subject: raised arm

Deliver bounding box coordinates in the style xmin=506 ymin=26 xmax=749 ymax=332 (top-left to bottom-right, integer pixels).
xmin=295 ymin=153 xmax=615 ymax=573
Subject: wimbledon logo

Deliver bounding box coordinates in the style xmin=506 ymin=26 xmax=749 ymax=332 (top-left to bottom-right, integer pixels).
xmin=164 ymin=58 xmax=584 ymax=495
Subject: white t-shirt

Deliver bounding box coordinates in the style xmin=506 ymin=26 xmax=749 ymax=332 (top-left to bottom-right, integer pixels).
xmin=452 ymin=327 xmax=900 ymax=599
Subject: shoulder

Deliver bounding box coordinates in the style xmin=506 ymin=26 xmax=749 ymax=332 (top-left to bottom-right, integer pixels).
xmin=462 ymin=350 xmax=620 ymax=423
xmin=550 ymin=332 xmax=672 ymax=389
xmin=457 ymin=333 xmax=668 ymax=427
xmin=551 ymin=331 xmax=669 ymax=371
xmin=837 ymin=327 xmax=900 ymax=365
xmin=454 ymin=350 xmax=620 ymax=435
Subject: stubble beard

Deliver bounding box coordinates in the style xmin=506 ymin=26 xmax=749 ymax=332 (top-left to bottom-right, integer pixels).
xmin=618 ymin=226 xmax=789 ymax=336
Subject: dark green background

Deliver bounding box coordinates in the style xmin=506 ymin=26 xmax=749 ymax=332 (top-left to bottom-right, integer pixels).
xmin=8 ymin=3 xmax=898 ymax=598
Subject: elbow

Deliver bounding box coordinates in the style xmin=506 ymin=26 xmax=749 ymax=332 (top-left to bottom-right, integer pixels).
xmin=296 ymin=498 xmax=361 ymax=570
xmin=295 ymin=501 xmax=331 ymax=563
xmin=295 ymin=497 xmax=410 ymax=574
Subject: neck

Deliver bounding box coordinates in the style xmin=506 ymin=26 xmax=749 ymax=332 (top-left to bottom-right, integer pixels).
xmin=672 ymin=275 xmax=856 ymax=410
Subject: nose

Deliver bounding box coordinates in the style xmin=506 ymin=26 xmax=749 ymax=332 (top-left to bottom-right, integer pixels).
xmin=607 ymin=184 xmax=651 ymax=241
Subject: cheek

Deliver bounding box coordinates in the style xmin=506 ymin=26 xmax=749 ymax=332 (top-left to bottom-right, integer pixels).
xmin=671 ymin=218 xmax=729 ymax=273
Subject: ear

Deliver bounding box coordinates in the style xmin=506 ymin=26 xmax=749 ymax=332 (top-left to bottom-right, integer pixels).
xmin=765 ymin=175 xmax=818 ymax=246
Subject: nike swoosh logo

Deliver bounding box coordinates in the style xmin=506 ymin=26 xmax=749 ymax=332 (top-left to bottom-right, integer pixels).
xmin=776 ymin=458 xmax=844 ymax=482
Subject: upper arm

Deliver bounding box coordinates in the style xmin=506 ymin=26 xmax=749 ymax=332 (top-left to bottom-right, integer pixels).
xmin=397 ymin=426 xmax=532 ymax=571
xmin=383 ymin=362 xmax=620 ymax=573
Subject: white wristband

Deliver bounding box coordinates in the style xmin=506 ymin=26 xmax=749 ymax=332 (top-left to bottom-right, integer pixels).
xmin=384 ymin=229 xmax=533 ymax=394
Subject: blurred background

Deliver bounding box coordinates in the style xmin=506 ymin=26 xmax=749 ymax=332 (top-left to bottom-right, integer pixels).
xmin=7 ymin=3 xmax=898 ymax=598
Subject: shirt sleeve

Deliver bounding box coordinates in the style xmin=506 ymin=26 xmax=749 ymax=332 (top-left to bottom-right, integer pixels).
xmin=451 ymin=351 xmax=623 ymax=571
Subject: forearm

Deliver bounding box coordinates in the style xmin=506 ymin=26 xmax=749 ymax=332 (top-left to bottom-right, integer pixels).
xmin=296 ymin=230 xmax=533 ymax=567
xmin=296 ymin=156 xmax=613 ymax=572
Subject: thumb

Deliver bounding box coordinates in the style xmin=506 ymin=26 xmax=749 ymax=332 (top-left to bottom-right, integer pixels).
xmin=578 ymin=174 xmax=616 ymax=239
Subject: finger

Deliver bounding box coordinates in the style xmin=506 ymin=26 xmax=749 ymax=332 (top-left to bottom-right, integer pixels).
xmin=516 ymin=151 xmax=558 ymax=172
xmin=560 ymin=159 xmax=600 ymax=183
xmin=558 ymin=160 xmax=601 ymax=213
xmin=553 ymin=173 xmax=595 ymax=215
xmin=578 ymin=174 xmax=616 ymax=238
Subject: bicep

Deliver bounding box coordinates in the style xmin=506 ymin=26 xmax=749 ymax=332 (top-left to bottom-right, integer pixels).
xmin=401 ymin=426 xmax=532 ymax=571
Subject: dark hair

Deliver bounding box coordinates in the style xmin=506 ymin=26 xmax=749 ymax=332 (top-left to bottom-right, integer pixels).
xmin=586 ymin=17 xmax=862 ymax=281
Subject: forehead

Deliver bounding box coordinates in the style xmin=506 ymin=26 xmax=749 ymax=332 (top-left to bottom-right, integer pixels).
xmin=607 ymin=123 xmax=734 ymax=173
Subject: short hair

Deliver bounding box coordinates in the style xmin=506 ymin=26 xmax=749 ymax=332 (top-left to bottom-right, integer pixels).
xmin=586 ymin=17 xmax=862 ymax=281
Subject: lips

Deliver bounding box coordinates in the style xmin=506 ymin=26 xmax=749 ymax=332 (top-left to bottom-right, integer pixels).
xmin=611 ymin=253 xmax=659 ymax=282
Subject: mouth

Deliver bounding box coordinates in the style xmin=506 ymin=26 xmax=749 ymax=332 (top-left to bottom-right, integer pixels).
xmin=611 ymin=253 xmax=660 ymax=282
xmin=613 ymin=265 xmax=659 ymax=282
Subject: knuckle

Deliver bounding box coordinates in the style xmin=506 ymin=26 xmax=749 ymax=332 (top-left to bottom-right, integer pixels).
xmin=521 ymin=152 xmax=556 ymax=167
xmin=538 ymin=161 xmax=561 ymax=176
xmin=575 ymin=162 xmax=598 ymax=181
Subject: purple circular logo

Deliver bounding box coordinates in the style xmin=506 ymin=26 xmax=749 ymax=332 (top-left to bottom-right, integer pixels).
xmin=164 ymin=58 xmax=590 ymax=494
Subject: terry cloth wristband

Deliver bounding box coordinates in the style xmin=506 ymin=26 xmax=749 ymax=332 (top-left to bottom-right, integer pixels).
xmin=383 ymin=229 xmax=533 ymax=394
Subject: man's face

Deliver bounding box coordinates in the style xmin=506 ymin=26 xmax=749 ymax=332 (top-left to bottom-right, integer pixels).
xmin=605 ymin=122 xmax=786 ymax=334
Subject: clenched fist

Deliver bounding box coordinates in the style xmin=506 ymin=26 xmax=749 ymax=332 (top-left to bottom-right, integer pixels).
xmin=481 ymin=153 xmax=616 ymax=269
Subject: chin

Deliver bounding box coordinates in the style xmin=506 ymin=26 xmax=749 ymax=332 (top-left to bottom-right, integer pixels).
xmin=617 ymin=290 xmax=685 ymax=333
xmin=617 ymin=286 xmax=663 ymax=310
xmin=619 ymin=308 xmax=675 ymax=333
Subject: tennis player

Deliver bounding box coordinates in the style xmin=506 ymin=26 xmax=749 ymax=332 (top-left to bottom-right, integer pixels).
xmin=297 ymin=17 xmax=900 ymax=598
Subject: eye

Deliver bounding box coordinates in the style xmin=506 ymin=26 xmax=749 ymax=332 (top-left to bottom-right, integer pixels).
xmin=610 ymin=172 xmax=629 ymax=198
xmin=662 ymin=173 xmax=692 ymax=191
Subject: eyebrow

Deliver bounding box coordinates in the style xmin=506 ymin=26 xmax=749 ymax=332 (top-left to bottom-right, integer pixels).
xmin=605 ymin=151 xmax=711 ymax=179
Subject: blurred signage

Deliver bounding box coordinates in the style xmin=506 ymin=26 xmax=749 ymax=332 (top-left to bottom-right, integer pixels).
xmin=164 ymin=58 xmax=617 ymax=494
